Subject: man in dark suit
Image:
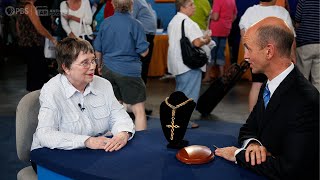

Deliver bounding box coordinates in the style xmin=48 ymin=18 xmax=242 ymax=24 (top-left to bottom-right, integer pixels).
xmin=214 ymin=17 xmax=319 ymax=180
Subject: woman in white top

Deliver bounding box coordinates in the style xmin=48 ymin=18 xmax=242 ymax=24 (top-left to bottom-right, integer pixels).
xmin=60 ymin=0 xmax=93 ymax=40
xmin=167 ymin=0 xmax=211 ymax=103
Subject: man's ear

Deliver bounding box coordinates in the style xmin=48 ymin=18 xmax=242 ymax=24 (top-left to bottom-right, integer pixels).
xmin=266 ymin=44 xmax=274 ymax=60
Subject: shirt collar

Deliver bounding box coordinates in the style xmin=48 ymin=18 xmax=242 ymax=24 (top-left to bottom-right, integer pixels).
xmin=266 ymin=63 xmax=294 ymax=97
xmin=114 ymin=12 xmax=131 ymax=16
xmin=177 ymin=12 xmax=190 ymax=19
xmin=61 ymin=74 xmax=97 ymax=99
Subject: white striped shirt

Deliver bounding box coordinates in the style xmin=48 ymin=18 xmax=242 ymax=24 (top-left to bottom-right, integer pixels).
xmin=31 ymin=74 xmax=135 ymax=150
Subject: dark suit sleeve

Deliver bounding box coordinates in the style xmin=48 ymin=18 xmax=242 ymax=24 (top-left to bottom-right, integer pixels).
xmin=236 ymin=97 xmax=319 ymax=180
xmin=238 ymin=87 xmax=264 ymax=145
xmin=238 ymin=109 xmax=259 ymax=145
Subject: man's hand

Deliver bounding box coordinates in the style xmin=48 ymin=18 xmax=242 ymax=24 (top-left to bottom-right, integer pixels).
xmin=245 ymin=142 xmax=268 ymax=166
xmin=214 ymin=146 xmax=238 ymax=162
xmin=104 ymin=131 xmax=130 ymax=152
xmin=85 ymin=136 xmax=109 ymax=150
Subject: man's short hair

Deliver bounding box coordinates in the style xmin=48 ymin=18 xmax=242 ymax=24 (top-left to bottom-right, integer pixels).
xmin=56 ymin=37 xmax=94 ymax=74
xmin=112 ymin=0 xmax=132 ymax=13
xmin=175 ymin=0 xmax=191 ymax=11
xmin=256 ymin=25 xmax=294 ymax=58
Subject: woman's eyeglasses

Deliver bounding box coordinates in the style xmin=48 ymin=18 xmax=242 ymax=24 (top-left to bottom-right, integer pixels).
xmin=76 ymin=58 xmax=97 ymax=69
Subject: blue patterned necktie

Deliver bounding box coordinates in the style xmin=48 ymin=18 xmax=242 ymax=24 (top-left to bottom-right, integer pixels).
xmin=263 ymin=84 xmax=270 ymax=108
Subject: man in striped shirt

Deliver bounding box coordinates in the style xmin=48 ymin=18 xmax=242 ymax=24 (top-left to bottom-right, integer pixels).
xmin=295 ymin=0 xmax=320 ymax=92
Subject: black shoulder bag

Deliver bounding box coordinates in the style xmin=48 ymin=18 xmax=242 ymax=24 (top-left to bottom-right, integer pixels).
xmin=180 ymin=19 xmax=208 ymax=69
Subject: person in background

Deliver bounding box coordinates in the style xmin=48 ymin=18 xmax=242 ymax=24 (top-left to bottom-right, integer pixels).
xmin=132 ymin=0 xmax=156 ymax=85
xmin=16 ymin=0 xmax=57 ymax=91
xmin=91 ymin=0 xmax=106 ymax=34
xmin=228 ymin=0 xmax=259 ymax=65
xmin=94 ymin=0 xmax=149 ymax=131
xmin=203 ymin=0 xmax=237 ymax=82
xmin=275 ymin=0 xmax=289 ymax=11
xmin=295 ymin=0 xmax=320 ymax=92
xmin=190 ymin=0 xmax=211 ymax=31
xmin=60 ymin=0 xmax=93 ymax=42
xmin=190 ymin=0 xmax=213 ymax=73
xmin=167 ymin=0 xmax=212 ymax=128
xmin=103 ymin=0 xmax=114 ymax=18
xmin=31 ymin=38 xmax=135 ymax=173
xmin=239 ymin=0 xmax=296 ymax=112
xmin=215 ymin=17 xmax=319 ymax=180
xmin=130 ymin=0 xmax=157 ymax=116
xmin=51 ymin=0 xmax=68 ymax=40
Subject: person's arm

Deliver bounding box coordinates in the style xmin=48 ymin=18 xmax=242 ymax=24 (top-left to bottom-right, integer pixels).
xmin=214 ymin=105 xmax=269 ymax=165
xmin=192 ymin=36 xmax=211 ymax=48
xmin=82 ymin=0 xmax=93 ymax=25
xmin=210 ymin=12 xmax=219 ymax=21
xmin=235 ymin=102 xmax=318 ymax=179
xmin=184 ymin=19 xmax=211 ymax=48
xmin=134 ymin=23 xmax=149 ymax=58
xmin=25 ymin=4 xmax=57 ymax=45
xmin=233 ymin=4 xmax=237 ymax=22
xmin=140 ymin=48 xmax=149 ymax=57
xmin=35 ymin=89 xmax=91 ymax=150
xmin=95 ymin=51 xmax=103 ymax=67
xmin=105 ymin=81 xmax=135 ymax=139
xmin=210 ymin=0 xmax=220 ymax=21
xmin=60 ymin=2 xmax=73 ymax=36
xmin=284 ymin=0 xmax=290 ymax=12
xmin=95 ymin=51 xmax=103 ymax=75
xmin=62 ymin=14 xmax=81 ymax=23
xmin=294 ymin=0 xmax=303 ymax=28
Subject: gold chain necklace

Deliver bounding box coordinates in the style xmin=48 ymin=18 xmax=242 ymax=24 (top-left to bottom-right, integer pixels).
xmin=164 ymin=97 xmax=193 ymax=140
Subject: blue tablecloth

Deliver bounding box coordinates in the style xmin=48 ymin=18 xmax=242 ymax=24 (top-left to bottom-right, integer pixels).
xmin=31 ymin=129 xmax=266 ymax=180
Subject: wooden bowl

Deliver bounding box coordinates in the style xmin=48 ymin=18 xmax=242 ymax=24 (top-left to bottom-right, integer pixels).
xmin=176 ymin=145 xmax=214 ymax=164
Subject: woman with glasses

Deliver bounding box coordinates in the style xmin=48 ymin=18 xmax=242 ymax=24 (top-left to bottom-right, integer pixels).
xmin=30 ymin=38 xmax=135 ymax=172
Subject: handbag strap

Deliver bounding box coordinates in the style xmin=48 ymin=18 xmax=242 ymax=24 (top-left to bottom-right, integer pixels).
xmin=181 ymin=19 xmax=186 ymax=38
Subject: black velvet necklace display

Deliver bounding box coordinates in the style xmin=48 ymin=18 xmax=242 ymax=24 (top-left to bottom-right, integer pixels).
xmin=160 ymin=91 xmax=196 ymax=149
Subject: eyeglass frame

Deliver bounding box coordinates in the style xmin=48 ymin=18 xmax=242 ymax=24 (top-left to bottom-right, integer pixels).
xmin=74 ymin=58 xmax=98 ymax=69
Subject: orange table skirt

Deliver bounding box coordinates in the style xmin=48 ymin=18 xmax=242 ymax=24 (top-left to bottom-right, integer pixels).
xmin=148 ymin=34 xmax=169 ymax=77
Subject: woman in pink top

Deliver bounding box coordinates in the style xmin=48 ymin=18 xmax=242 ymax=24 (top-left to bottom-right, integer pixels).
xmin=203 ymin=0 xmax=237 ymax=82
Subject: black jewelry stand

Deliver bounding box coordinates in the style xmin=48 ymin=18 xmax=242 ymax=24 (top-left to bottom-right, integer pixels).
xmin=160 ymin=91 xmax=196 ymax=149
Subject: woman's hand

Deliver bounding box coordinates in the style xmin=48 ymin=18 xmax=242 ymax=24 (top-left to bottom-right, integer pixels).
xmin=104 ymin=131 xmax=130 ymax=152
xmin=84 ymin=136 xmax=110 ymax=150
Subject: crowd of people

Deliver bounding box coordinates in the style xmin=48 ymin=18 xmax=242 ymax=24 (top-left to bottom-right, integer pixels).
xmin=0 ymin=0 xmax=319 ymax=179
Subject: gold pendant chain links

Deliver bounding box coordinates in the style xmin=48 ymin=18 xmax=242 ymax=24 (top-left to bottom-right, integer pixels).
xmin=164 ymin=97 xmax=193 ymax=140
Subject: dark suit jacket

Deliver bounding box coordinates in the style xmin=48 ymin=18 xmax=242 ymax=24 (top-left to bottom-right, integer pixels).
xmin=236 ymin=67 xmax=319 ymax=180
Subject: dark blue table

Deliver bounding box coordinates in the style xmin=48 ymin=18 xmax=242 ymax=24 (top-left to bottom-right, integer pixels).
xmin=31 ymin=129 xmax=266 ymax=180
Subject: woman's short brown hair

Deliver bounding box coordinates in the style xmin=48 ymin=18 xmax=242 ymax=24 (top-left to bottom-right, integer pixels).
xmin=55 ymin=37 xmax=94 ymax=74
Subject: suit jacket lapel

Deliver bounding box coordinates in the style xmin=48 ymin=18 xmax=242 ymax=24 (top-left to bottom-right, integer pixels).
xmin=260 ymin=67 xmax=297 ymax=131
